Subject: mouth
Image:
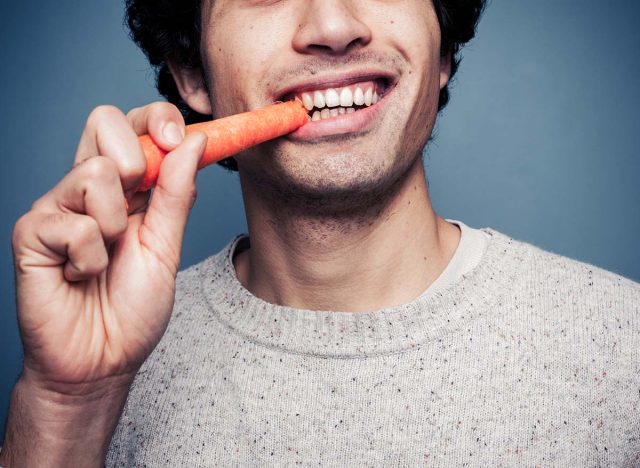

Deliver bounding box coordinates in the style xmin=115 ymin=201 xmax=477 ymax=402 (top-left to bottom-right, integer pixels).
xmin=274 ymin=73 xmax=397 ymax=141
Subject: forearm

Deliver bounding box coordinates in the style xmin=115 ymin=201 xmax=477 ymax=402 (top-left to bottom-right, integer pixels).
xmin=0 ymin=375 xmax=131 ymax=468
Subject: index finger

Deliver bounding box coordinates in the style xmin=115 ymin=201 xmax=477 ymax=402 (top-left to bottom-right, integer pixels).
xmin=73 ymin=105 xmax=147 ymax=193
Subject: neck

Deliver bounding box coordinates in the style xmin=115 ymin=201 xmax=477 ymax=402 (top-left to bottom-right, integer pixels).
xmin=234 ymin=159 xmax=460 ymax=312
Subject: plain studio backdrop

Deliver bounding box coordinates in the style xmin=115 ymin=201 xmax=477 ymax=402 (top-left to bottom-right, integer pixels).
xmin=0 ymin=1 xmax=638 ymax=442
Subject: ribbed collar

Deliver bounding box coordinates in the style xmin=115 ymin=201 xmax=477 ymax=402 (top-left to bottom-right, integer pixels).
xmin=199 ymin=228 xmax=529 ymax=358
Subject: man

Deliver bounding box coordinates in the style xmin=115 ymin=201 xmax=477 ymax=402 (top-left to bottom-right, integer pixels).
xmin=1 ymin=0 xmax=638 ymax=466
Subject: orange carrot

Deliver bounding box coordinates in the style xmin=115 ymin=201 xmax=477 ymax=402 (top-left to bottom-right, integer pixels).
xmin=136 ymin=100 xmax=308 ymax=192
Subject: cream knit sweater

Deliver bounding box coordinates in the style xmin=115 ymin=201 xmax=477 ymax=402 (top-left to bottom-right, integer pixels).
xmin=106 ymin=227 xmax=640 ymax=466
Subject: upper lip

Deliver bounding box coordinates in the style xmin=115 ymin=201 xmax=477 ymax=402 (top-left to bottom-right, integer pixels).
xmin=273 ymin=69 xmax=398 ymax=102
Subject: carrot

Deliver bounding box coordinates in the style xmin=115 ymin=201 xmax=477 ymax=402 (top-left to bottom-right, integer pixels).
xmin=136 ymin=100 xmax=308 ymax=192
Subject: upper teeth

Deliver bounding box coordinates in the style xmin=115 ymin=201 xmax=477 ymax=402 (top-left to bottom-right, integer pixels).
xmin=298 ymin=81 xmax=380 ymax=113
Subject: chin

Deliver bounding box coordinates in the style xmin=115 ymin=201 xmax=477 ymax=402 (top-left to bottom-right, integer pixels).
xmin=261 ymin=148 xmax=419 ymax=216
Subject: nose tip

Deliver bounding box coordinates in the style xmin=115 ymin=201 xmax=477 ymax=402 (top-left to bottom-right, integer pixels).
xmin=293 ymin=1 xmax=372 ymax=56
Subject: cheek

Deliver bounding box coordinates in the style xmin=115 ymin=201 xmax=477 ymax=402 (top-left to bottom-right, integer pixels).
xmin=404 ymin=13 xmax=441 ymax=73
xmin=201 ymin=34 xmax=254 ymax=116
xmin=202 ymin=7 xmax=294 ymax=115
xmin=385 ymin=9 xmax=442 ymax=155
xmin=374 ymin=2 xmax=442 ymax=91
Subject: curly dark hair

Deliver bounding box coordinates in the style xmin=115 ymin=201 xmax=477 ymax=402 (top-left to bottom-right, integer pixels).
xmin=125 ymin=0 xmax=486 ymax=171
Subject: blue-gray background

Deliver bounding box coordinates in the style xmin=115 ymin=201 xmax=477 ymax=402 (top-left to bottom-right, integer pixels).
xmin=1 ymin=0 xmax=638 ymax=442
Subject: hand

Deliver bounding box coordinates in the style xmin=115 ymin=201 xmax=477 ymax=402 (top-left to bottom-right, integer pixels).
xmin=11 ymin=103 xmax=207 ymax=396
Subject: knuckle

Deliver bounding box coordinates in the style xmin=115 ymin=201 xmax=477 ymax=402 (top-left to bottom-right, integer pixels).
xmin=114 ymin=220 xmax=128 ymax=239
xmin=12 ymin=213 xmax=33 ymax=248
xmin=47 ymin=212 xmax=70 ymax=226
xmin=74 ymin=215 xmax=101 ymax=243
xmin=105 ymin=212 xmax=129 ymax=241
xmin=82 ymin=249 xmax=109 ymax=275
xmin=149 ymin=101 xmax=184 ymax=127
xmin=81 ymin=156 xmax=119 ymax=183
xmin=149 ymin=101 xmax=178 ymax=117
xmin=120 ymin=155 xmax=147 ymax=179
xmin=95 ymin=249 xmax=109 ymax=271
xmin=126 ymin=105 xmax=142 ymax=120
xmin=91 ymin=249 xmax=109 ymax=275
xmin=66 ymin=239 xmax=109 ymax=279
xmin=35 ymin=212 xmax=73 ymax=240
xmin=39 ymin=212 xmax=68 ymax=229
xmin=30 ymin=197 xmax=47 ymax=212
xmin=30 ymin=188 xmax=57 ymax=213
xmin=86 ymin=105 xmax=124 ymax=129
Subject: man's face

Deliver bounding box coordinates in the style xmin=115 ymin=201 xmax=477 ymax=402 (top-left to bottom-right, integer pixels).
xmin=199 ymin=0 xmax=448 ymax=204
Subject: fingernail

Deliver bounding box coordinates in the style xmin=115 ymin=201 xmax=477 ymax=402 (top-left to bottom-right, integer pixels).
xmin=163 ymin=121 xmax=184 ymax=145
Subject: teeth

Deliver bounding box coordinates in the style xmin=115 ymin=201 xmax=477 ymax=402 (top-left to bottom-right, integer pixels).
xmin=301 ymin=93 xmax=314 ymax=111
xmin=325 ymin=88 xmax=340 ymax=108
xmin=339 ymin=88 xmax=353 ymax=107
xmin=353 ymin=87 xmax=365 ymax=106
xmin=313 ymin=91 xmax=326 ymax=109
xmin=296 ymin=81 xmax=382 ymax=119
xmin=298 ymin=83 xmax=379 ymax=110
xmin=364 ymin=88 xmax=373 ymax=106
xmin=309 ymin=106 xmax=357 ymax=121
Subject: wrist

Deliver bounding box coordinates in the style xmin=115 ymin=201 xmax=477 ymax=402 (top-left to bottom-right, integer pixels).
xmin=19 ymin=365 xmax=135 ymax=402
xmin=0 ymin=372 xmax=133 ymax=467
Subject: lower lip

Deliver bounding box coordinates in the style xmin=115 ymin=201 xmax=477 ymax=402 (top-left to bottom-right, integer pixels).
xmin=284 ymin=88 xmax=393 ymax=141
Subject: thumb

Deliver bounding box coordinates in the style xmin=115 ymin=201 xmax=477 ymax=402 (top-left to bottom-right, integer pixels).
xmin=140 ymin=132 xmax=207 ymax=268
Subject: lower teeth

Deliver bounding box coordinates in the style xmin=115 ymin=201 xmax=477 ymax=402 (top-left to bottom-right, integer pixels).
xmin=310 ymin=106 xmax=358 ymax=121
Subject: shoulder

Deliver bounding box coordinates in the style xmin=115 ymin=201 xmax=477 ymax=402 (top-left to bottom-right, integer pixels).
xmin=482 ymin=228 xmax=639 ymax=357
xmin=485 ymin=228 xmax=640 ymax=305
xmin=485 ymin=228 xmax=639 ymax=365
xmin=523 ymin=234 xmax=637 ymax=303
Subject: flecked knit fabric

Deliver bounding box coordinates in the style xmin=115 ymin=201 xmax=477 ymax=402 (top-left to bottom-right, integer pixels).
xmin=106 ymin=227 xmax=640 ymax=466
